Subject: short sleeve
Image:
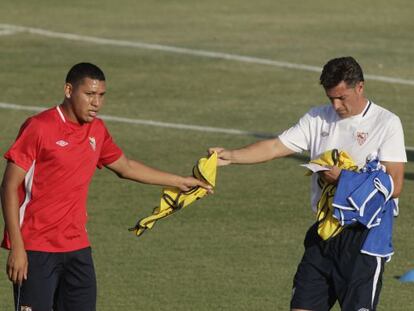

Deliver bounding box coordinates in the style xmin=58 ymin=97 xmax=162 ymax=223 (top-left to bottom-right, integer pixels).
xmin=378 ymin=115 xmax=407 ymax=162
xmin=97 ymin=126 xmax=123 ymax=169
xmin=4 ymin=118 xmax=42 ymax=171
xmin=278 ymin=111 xmax=312 ymax=153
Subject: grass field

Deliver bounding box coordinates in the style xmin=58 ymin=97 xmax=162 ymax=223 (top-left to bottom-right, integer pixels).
xmin=1 ymin=1 xmax=414 ymax=310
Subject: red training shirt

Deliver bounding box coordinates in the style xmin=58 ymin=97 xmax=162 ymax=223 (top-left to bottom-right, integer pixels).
xmin=2 ymin=106 xmax=123 ymax=252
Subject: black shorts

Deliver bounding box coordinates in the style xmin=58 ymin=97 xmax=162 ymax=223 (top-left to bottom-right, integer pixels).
xmin=14 ymin=247 xmax=96 ymax=311
xmin=291 ymin=223 xmax=385 ymax=311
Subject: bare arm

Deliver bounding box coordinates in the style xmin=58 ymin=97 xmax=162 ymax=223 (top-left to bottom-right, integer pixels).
xmin=209 ymin=138 xmax=295 ymax=166
xmin=318 ymin=162 xmax=405 ymax=197
xmin=382 ymin=161 xmax=404 ymax=198
xmin=1 ymin=162 xmax=28 ymax=285
xmin=105 ymin=154 xmax=211 ymax=192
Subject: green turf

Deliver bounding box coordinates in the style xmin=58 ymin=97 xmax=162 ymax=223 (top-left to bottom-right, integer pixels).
xmin=1 ymin=1 xmax=414 ymax=310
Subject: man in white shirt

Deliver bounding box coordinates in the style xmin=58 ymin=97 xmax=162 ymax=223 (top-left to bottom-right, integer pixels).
xmin=210 ymin=57 xmax=406 ymax=311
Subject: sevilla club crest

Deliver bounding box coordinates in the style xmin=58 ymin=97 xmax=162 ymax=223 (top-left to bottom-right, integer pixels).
xmin=356 ymin=132 xmax=368 ymax=145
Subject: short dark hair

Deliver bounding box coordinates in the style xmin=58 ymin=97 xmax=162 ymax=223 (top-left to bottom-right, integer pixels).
xmin=65 ymin=62 xmax=105 ymax=85
xmin=319 ymin=57 xmax=364 ymax=89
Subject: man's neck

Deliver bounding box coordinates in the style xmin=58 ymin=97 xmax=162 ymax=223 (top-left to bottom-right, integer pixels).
xmin=353 ymin=98 xmax=369 ymax=116
xmin=60 ymin=101 xmax=80 ymax=124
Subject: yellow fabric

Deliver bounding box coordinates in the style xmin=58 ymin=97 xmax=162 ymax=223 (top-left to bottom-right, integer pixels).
xmin=305 ymin=149 xmax=357 ymax=176
xmin=317 ymin=183 xmax=341 ymax=240
xmin=307 ymin=149 xmax=358 ymax=240
xmin=130 ymin=152 xmax=217 ymax=237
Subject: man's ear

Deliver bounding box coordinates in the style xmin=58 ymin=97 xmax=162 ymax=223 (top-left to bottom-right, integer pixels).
xmin=356 ymin=81 xmax=364 ymax=95
xmin=64 ymin=83 xmax=73 ymax=99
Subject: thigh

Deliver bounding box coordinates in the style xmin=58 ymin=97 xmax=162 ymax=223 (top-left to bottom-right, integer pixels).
xmin=55 ymin=247 xmax=97 ymax=311
xmin=336 ymin=254 xmax=385 ymax=311
xmin=290 ymin=224 xmax=336 ymax=311
xmin=14 ymin=251 xmax=62 ymax=311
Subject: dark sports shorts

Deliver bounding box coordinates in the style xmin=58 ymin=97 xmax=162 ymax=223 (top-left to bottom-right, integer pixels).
xmin=291 ymin=222 xmax=385 ymax=311
xmin=14 ymin=247 xmax=96 ymax=311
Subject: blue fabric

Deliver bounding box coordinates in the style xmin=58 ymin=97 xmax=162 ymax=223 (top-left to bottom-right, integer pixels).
xmin=332 ymin=170 xmax=373 ymax=211
xmin=362 ymin=199 xmax=395 ymax=258
xmin=360 ymin=157 xmax=386 ymax=173
xmin=332 ymin=159 xmax=396 ymax=259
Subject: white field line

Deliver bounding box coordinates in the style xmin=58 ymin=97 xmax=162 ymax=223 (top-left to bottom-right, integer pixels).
xmin=0 ymin=102 xmax=268 ymax=137
xmin=1 ymin=102 xmax=413 ymax=155
xmin=0 ymin=28 xmax=22 ymax=36
xmin=1 ymin=23 xmax=414 ymax=87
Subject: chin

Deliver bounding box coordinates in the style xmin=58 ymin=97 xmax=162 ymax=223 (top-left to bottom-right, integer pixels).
xmin=336 ymin=111 xmax=348 ymax=118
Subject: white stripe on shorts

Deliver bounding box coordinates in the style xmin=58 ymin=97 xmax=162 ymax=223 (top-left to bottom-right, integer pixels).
xmin=16 ymin=284 xmax=21 ymax=311
xmin=371 ymin=256 xmax=382 ymax=308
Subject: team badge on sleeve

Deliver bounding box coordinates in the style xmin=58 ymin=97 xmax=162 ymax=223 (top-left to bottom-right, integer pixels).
xmin=356 ymin=132 xmax=368 ymax=145
xmin=89 ymin=137 xmax=96 ymax=151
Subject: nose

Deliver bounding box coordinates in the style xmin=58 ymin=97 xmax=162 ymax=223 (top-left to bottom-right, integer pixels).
xmin=331 ymin=99 xmax=342 ymax=110
xmin=91 ymin=95 xmax=102 ymax=108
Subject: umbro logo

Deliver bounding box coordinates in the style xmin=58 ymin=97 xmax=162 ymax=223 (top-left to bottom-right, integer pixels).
xmin=56 ymin=140 xmax=69 ymax=147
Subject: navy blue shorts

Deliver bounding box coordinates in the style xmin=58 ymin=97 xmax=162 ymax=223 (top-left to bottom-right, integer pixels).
xmin=14 ymin=247 xmax=96 ymax=311
xmin=290 ymin=223 xmax=385 ymax=311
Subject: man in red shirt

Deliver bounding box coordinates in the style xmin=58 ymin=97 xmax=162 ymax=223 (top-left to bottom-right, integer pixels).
xmin=0 ymin=63 xmax=210 ymax=311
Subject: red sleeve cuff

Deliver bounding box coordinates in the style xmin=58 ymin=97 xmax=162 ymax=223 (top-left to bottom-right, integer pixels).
xmin=97 ymin=151 xmax=123 ymax=169
xmin=4 ymin=152 xmax=32 ymax=172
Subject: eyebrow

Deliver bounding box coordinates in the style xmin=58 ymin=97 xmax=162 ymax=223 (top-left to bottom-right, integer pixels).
xmin=328 ymin=95 xmax=347 ymax=100
xmin=85 ymin=90 xmax=106 ymax=95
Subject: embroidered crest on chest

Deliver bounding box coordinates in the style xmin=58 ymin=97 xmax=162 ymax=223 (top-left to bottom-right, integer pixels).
xmin=89 ymin=137 xmax=96 ymax=151
xmin=356 ymin=132 xmax=368 ymax=145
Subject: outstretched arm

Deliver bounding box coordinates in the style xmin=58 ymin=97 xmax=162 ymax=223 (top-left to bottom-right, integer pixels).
xmin=0 ymin=162 xmax=28 ymax=285
xmin=209 ymin=138 xmax=295 ymax=166
xmin=105 ymin=154 xmax=211 ymax=192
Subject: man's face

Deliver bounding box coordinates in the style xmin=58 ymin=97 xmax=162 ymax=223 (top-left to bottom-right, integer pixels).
xmin=325 ymin=80 xmax=364 ymax=119
xmin=65 ymin=77 xmax=106 ymax=124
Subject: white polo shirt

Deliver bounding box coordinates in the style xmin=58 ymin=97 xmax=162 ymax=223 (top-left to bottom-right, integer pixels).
xmin=278 ymin=100 xmax=407 ymax=211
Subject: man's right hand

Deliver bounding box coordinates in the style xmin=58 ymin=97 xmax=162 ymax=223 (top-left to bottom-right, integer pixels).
xmin=208 ymin=147 xmax=232 ymax=166
xmin=7 ymin=246 xmax=28 ymax=285
xmin=318 ymin=165 xmax=342 ymax=185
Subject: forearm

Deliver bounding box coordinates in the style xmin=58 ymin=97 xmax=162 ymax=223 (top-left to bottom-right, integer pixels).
xmin=229 ymin=138 xmax=294 ymax=164
xmin=382 ymin=161 xmax=404 ymax=198
xmin=389 ymin=171 xmax=404 ymax=198
xmin=116 ymin=159 xmax=185 ymax=188
xmin=0 ymin=185 xmax=24 ymax=249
